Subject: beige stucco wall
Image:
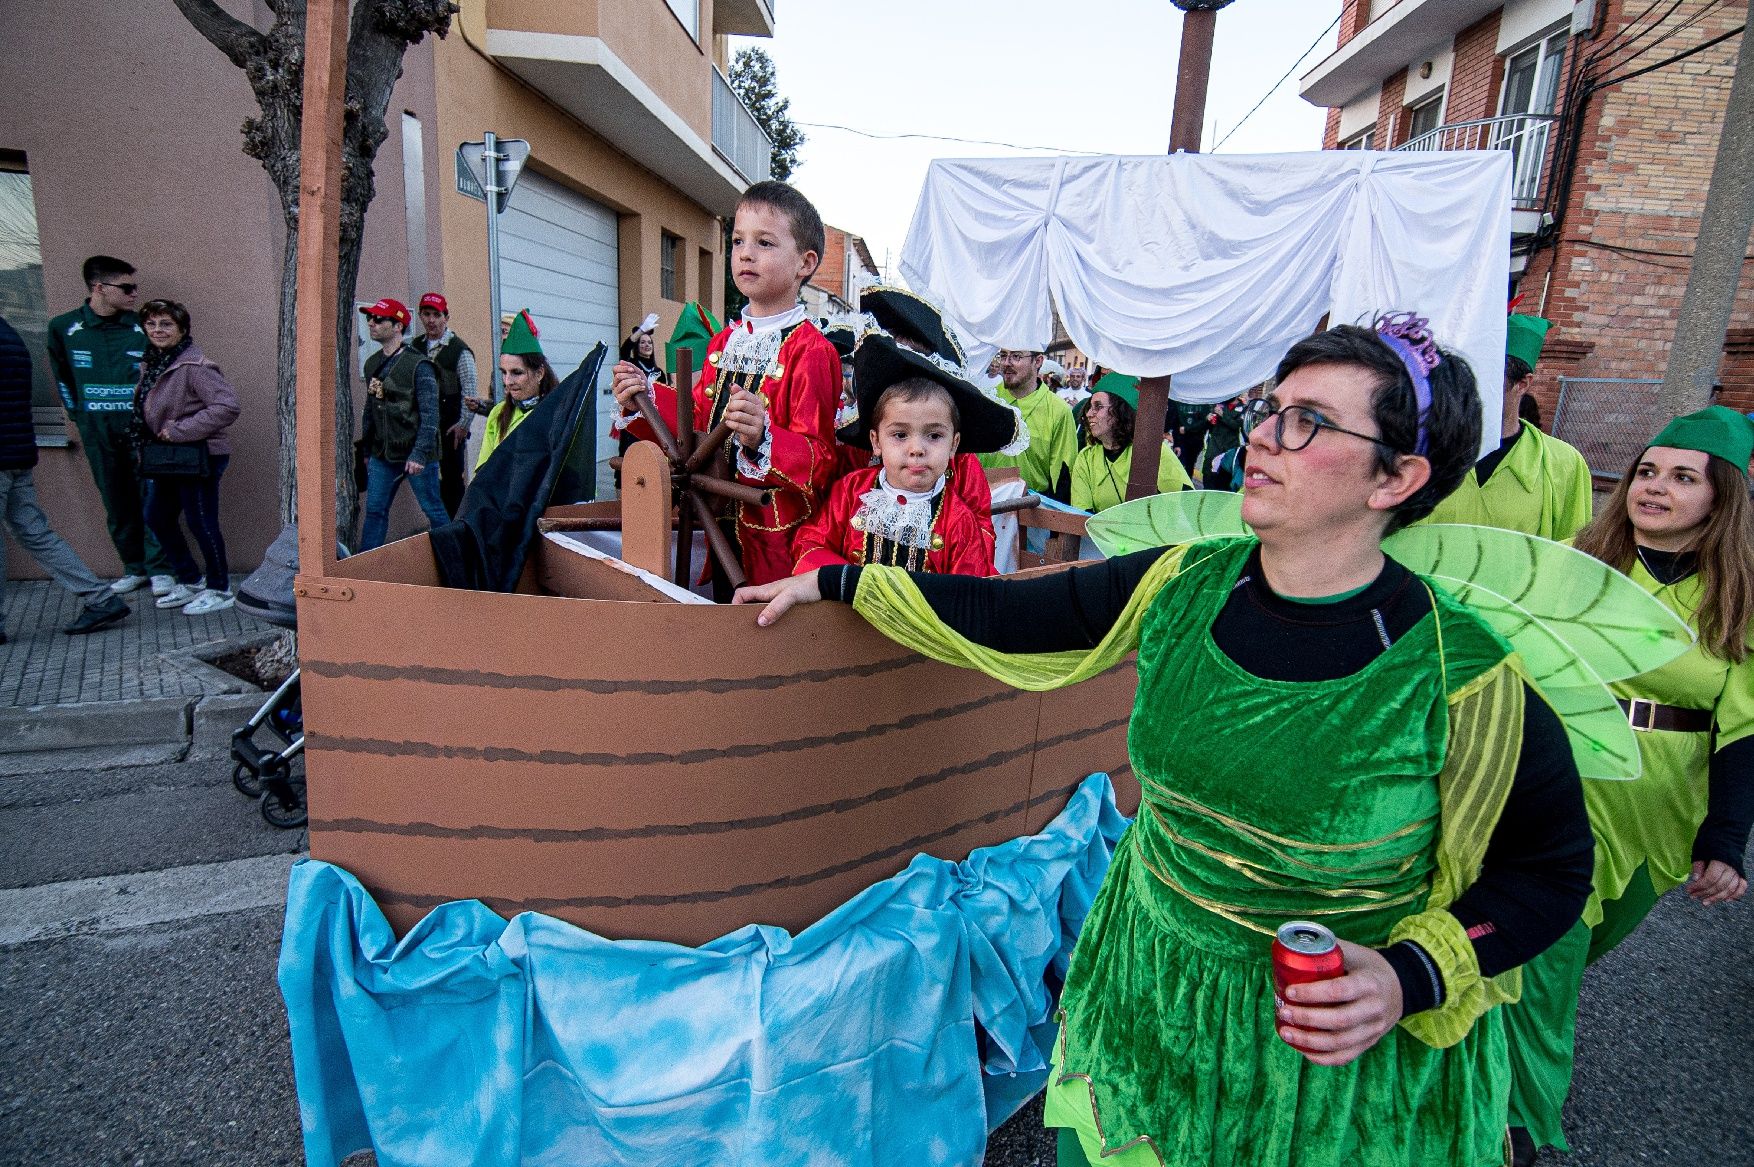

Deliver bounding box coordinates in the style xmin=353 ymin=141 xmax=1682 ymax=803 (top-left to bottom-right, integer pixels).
xmin=433 ymin=15 xmax=726 ymax=373
xmin=486 ymin=0 xmax=718 ymax=142
xmin=0 ymin=0 xmax=445 ymax=579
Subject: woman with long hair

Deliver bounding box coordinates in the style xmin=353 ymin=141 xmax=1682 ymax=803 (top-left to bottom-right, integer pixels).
xmin=1504 ymin=405 xmax=1754 ymax=1164
xmin=1068 ymin=376 xmax=1191 ymax=512
xmin=740 ymin=316 xmax=1594 ymax=1166
xmin=133 ymin=298 xmax=241 ymax=614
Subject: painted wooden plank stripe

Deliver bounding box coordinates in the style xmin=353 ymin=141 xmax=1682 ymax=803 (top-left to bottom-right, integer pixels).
xmin=364 ymin=781 xmax=1082 ymax=913
xmin=307 ymin=715 xmax=1130 ymax=842
xmin=305 ymin=687 xmax=1035 ymax=767
xmin=301 ymin=652 xmax=928 ymax=695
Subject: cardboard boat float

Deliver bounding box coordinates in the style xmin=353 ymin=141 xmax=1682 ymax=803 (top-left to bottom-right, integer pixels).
xmin=297 ymin=401 xmax=1137 ymax=945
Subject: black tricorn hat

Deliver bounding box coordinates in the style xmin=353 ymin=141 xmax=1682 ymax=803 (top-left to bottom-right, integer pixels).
xmin=822 ymin=322 xmax=858 ymax=359
xmin=841 ymin=333 xmax=1022 ymax=454
xmin=860 ymin=285 xmax=965 ymax=366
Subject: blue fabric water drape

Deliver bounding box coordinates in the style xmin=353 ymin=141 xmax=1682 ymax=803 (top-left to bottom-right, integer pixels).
xmin=279 ymin=774 xmax=1128 ymax=1167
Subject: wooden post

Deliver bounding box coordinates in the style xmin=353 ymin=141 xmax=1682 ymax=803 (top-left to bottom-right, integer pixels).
xmin=672 ymin=350 xmax=696 ymax=587
xmin=293 ymin=0 xmax=349 ymax=578
xmin=1169 ymin=6 xmax=1220 ymax=154
xmin=1125 ymin=375 xmax=1172 ymax=500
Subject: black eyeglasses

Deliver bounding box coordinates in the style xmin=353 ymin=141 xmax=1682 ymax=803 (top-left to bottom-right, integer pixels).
xmin=99 ymin=281 xmax=139 ymax=295
xmin=1241 ymin=400 xmax=1401 ymax=453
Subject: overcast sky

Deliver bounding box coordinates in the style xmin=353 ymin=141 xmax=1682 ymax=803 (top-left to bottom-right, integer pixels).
xmin=739 ymin=0 xmax=1344 ymax=278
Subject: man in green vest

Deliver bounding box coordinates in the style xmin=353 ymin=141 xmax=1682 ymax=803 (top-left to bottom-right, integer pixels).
xmin=44 ymin=255 xmax=173 ymax=595
xmin=357 ymin=298 xmax=448 ymax=551
xmin=978 ymin=341 xmax=1077 ymax=501
xmin=411 ymin=293 xmax=480 ymax=517
xmin=1421 ymin=314 xmax=1594 ymax=539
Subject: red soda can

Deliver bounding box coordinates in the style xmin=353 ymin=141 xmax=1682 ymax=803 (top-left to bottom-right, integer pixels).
xmin=1272 ymin=920 xmax=1346 ymax=1052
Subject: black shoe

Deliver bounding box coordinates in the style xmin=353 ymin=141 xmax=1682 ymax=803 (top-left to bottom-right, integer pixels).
xmin=63 ymin=595 xmax=129 ymax=635
xmin=1509 ymin=1127 xmax=1537 ymax=1167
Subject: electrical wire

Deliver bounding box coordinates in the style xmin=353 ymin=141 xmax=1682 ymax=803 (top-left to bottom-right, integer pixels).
xmin=1211 ymin=12 xmax=1342 ymax=151
xmin=795 ymin=122 xmax=1103 ymax=155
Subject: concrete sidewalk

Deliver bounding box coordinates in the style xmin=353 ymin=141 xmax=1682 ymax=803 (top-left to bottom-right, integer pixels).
xmin=0 ymin=579 xmax=277 ymax=761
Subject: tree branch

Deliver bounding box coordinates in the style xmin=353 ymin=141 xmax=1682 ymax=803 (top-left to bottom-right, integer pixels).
xmin=168 ymin=0 xmax=265 ymax=69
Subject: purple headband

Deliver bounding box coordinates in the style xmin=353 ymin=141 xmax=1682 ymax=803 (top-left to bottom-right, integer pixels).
xmin=1374 ymin=312 xmax=1440 ymax=457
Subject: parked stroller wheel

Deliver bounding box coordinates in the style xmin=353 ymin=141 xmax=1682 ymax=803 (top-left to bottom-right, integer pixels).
xmin=232 ymin=761 xmax=262 ymax=798
xmin=260 ymin=782 xmax=307 ymax=830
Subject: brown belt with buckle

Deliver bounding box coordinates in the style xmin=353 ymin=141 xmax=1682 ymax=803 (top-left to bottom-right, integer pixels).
xmin=1618 ymin=698 xmax=1712 ymax=733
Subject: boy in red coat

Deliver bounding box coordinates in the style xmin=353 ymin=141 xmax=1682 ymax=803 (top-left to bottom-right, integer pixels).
xmin=611 ymin=182 xmax=840 ymax=587
xmin=793 ymin=334 xmax=1020 ymax=576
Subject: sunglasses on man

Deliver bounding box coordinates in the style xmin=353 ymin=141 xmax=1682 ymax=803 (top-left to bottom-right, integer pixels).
xmin=99 ymin=281 xmax=140 ymax=295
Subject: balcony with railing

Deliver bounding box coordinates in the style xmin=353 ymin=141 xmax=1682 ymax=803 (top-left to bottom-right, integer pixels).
xmin=712 ymin=68 xmax=773 ymax=184
xmin=1395 ymin=113 xmax=1559 ymax=213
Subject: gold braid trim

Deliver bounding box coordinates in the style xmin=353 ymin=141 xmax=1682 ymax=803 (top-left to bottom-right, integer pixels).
xmin=1151 ymin=819 xmax=1420 ymax=898
xmin=1135 ymin=845 xmax=1427 ymax=937
xmin=1144 ymin=786 xmax=1435 ymax=854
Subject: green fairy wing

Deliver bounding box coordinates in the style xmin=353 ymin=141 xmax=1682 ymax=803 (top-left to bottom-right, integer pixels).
xmin=1085 ymin=490 xmax=1247 ymax=558
xmin=1088 ymin=497 xmax=1692 ymax=780
xmin=1384 ymin=524 xmax=1694 ymax=780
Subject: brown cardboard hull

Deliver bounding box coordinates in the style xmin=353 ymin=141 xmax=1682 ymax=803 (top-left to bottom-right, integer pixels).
xmin=301 ymin=513 xmax=1137 ymax=946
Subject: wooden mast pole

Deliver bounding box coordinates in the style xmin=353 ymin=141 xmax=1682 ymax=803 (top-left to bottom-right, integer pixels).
xmin=1127 ymin=1 xmax=1232 ymax=500
xmin=293 ymin=0 xmax=349 ymax=582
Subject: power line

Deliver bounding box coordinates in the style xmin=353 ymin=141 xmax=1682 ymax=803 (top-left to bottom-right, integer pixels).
xmin=1211 ymin=13 xmax=1342 ymax=152
xmin=796 ymin=122 xmax=1103 ymax=155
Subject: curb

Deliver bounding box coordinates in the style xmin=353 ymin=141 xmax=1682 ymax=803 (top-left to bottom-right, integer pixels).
xmin=0 ymin=692 xmax=269 ymax=760
xmin=0 ymin=696 xmax=195 ymax=755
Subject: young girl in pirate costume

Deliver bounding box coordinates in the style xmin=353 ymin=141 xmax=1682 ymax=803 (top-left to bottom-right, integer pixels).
xmin=793 ymin=333 xmax=1019 ymax=576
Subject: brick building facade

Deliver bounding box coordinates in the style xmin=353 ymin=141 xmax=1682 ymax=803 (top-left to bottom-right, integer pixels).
xmin=1301 ymin=0 xmax=1752 ymax=472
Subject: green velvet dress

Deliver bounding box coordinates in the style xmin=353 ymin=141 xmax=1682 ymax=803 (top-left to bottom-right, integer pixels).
xmin=1042 ymin=540 xmax=1516 ymax=1166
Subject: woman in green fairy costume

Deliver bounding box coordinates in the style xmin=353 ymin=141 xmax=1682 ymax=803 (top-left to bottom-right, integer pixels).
xmin=1504 ymin=406 xmax=1754 ymax=1165
xmin=739 ymin=318 xmax=1595 ymax=1166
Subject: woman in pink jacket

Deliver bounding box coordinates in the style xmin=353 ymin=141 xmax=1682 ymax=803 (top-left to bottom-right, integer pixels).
xmin=134 ymin=299 xmax=241 ymax=614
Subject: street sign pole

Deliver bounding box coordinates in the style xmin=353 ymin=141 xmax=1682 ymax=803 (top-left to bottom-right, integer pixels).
xmin=483 ymin=131 xmax=505 ymax=406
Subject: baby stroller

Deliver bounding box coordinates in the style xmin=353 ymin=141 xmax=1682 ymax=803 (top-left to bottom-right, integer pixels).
xmin=231 ymin=524 xmax=307 ymax=829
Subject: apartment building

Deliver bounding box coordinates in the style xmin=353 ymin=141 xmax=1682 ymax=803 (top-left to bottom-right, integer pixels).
xmin=0 ymin=0 xmax=775 ymax=575
xmin=1302 ymin=0 xmax=1752 ymax=473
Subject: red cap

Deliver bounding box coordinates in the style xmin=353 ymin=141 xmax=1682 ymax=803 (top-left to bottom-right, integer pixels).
xmin=360 ymin=298 xmax=410 ymax=325
xmin=419 ymin=293 xmax=448 ymax=314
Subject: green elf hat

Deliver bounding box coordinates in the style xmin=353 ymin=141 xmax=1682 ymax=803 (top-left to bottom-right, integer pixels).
xmin=1649 ymin=405 xmax=1754 ymax=476
xmin=501 ymin=309 xmax=543 ymax=357
xmin=1091 ymin=372 xmax=1141 ymax=412
xmin=666 ymin=301 xmax=723 ymax=381
xmin=1506 ymin=314 xmax=1551 ymax=370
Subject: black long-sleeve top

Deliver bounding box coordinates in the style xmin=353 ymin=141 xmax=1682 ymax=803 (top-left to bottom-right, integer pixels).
xmin=820 ymin=546 xmax=1596 ymax=1015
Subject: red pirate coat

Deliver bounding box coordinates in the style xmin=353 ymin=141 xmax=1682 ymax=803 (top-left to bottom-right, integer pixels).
xmin=625 ymin=319 xmax=841 ymax=585
xmin=793 ymin=465 xmax=996 ymax=577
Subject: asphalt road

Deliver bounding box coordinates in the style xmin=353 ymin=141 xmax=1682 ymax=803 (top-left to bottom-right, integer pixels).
xmin=1 ymin=750 xmax=1748 ymax=1166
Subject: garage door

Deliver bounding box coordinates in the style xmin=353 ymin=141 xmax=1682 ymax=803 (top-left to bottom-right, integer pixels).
xmin=497 ymin=171 xmax=620 ymax=491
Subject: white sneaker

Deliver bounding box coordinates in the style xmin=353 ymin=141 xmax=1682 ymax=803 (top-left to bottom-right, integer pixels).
xmin=149 ymin=574 xmax=177 ymax=597
xmin=182 ymin=589 xmax=236 ymax=616
xmin=154 ymin=583 xmax=201 ymax=609
xmin=110 ymin=574 xmax=148 ymax=595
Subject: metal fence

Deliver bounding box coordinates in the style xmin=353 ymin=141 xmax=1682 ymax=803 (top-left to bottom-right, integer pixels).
xmin=712 ymin=68 xmax=773 ymax=184
xmin=1552 ymin=377 xmax=1664 ymax=479
xmin=1396 ymin=113 xmax=1558 ymax=210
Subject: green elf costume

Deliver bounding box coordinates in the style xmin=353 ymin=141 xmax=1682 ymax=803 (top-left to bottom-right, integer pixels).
xmin=1421 ymin=316 xmax=1594 ymax=540
xmin=476 ymin=310 xmax=545 ymax=471
xmin=980 ymin=344 xmax=1078 ymax=501
xmin=1504 ymin=405 xmax=1754 ymax=1160
xmin=1069 ymin=375 xmax=1192 ymax=512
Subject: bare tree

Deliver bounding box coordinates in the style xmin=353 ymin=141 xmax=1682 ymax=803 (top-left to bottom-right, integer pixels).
xmin=170 ymin=0 xmax=455 ymax=539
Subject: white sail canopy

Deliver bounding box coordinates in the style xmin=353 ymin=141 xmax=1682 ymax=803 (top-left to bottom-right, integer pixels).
xmin=900 ymin=151 xmax=1512 ymax=437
